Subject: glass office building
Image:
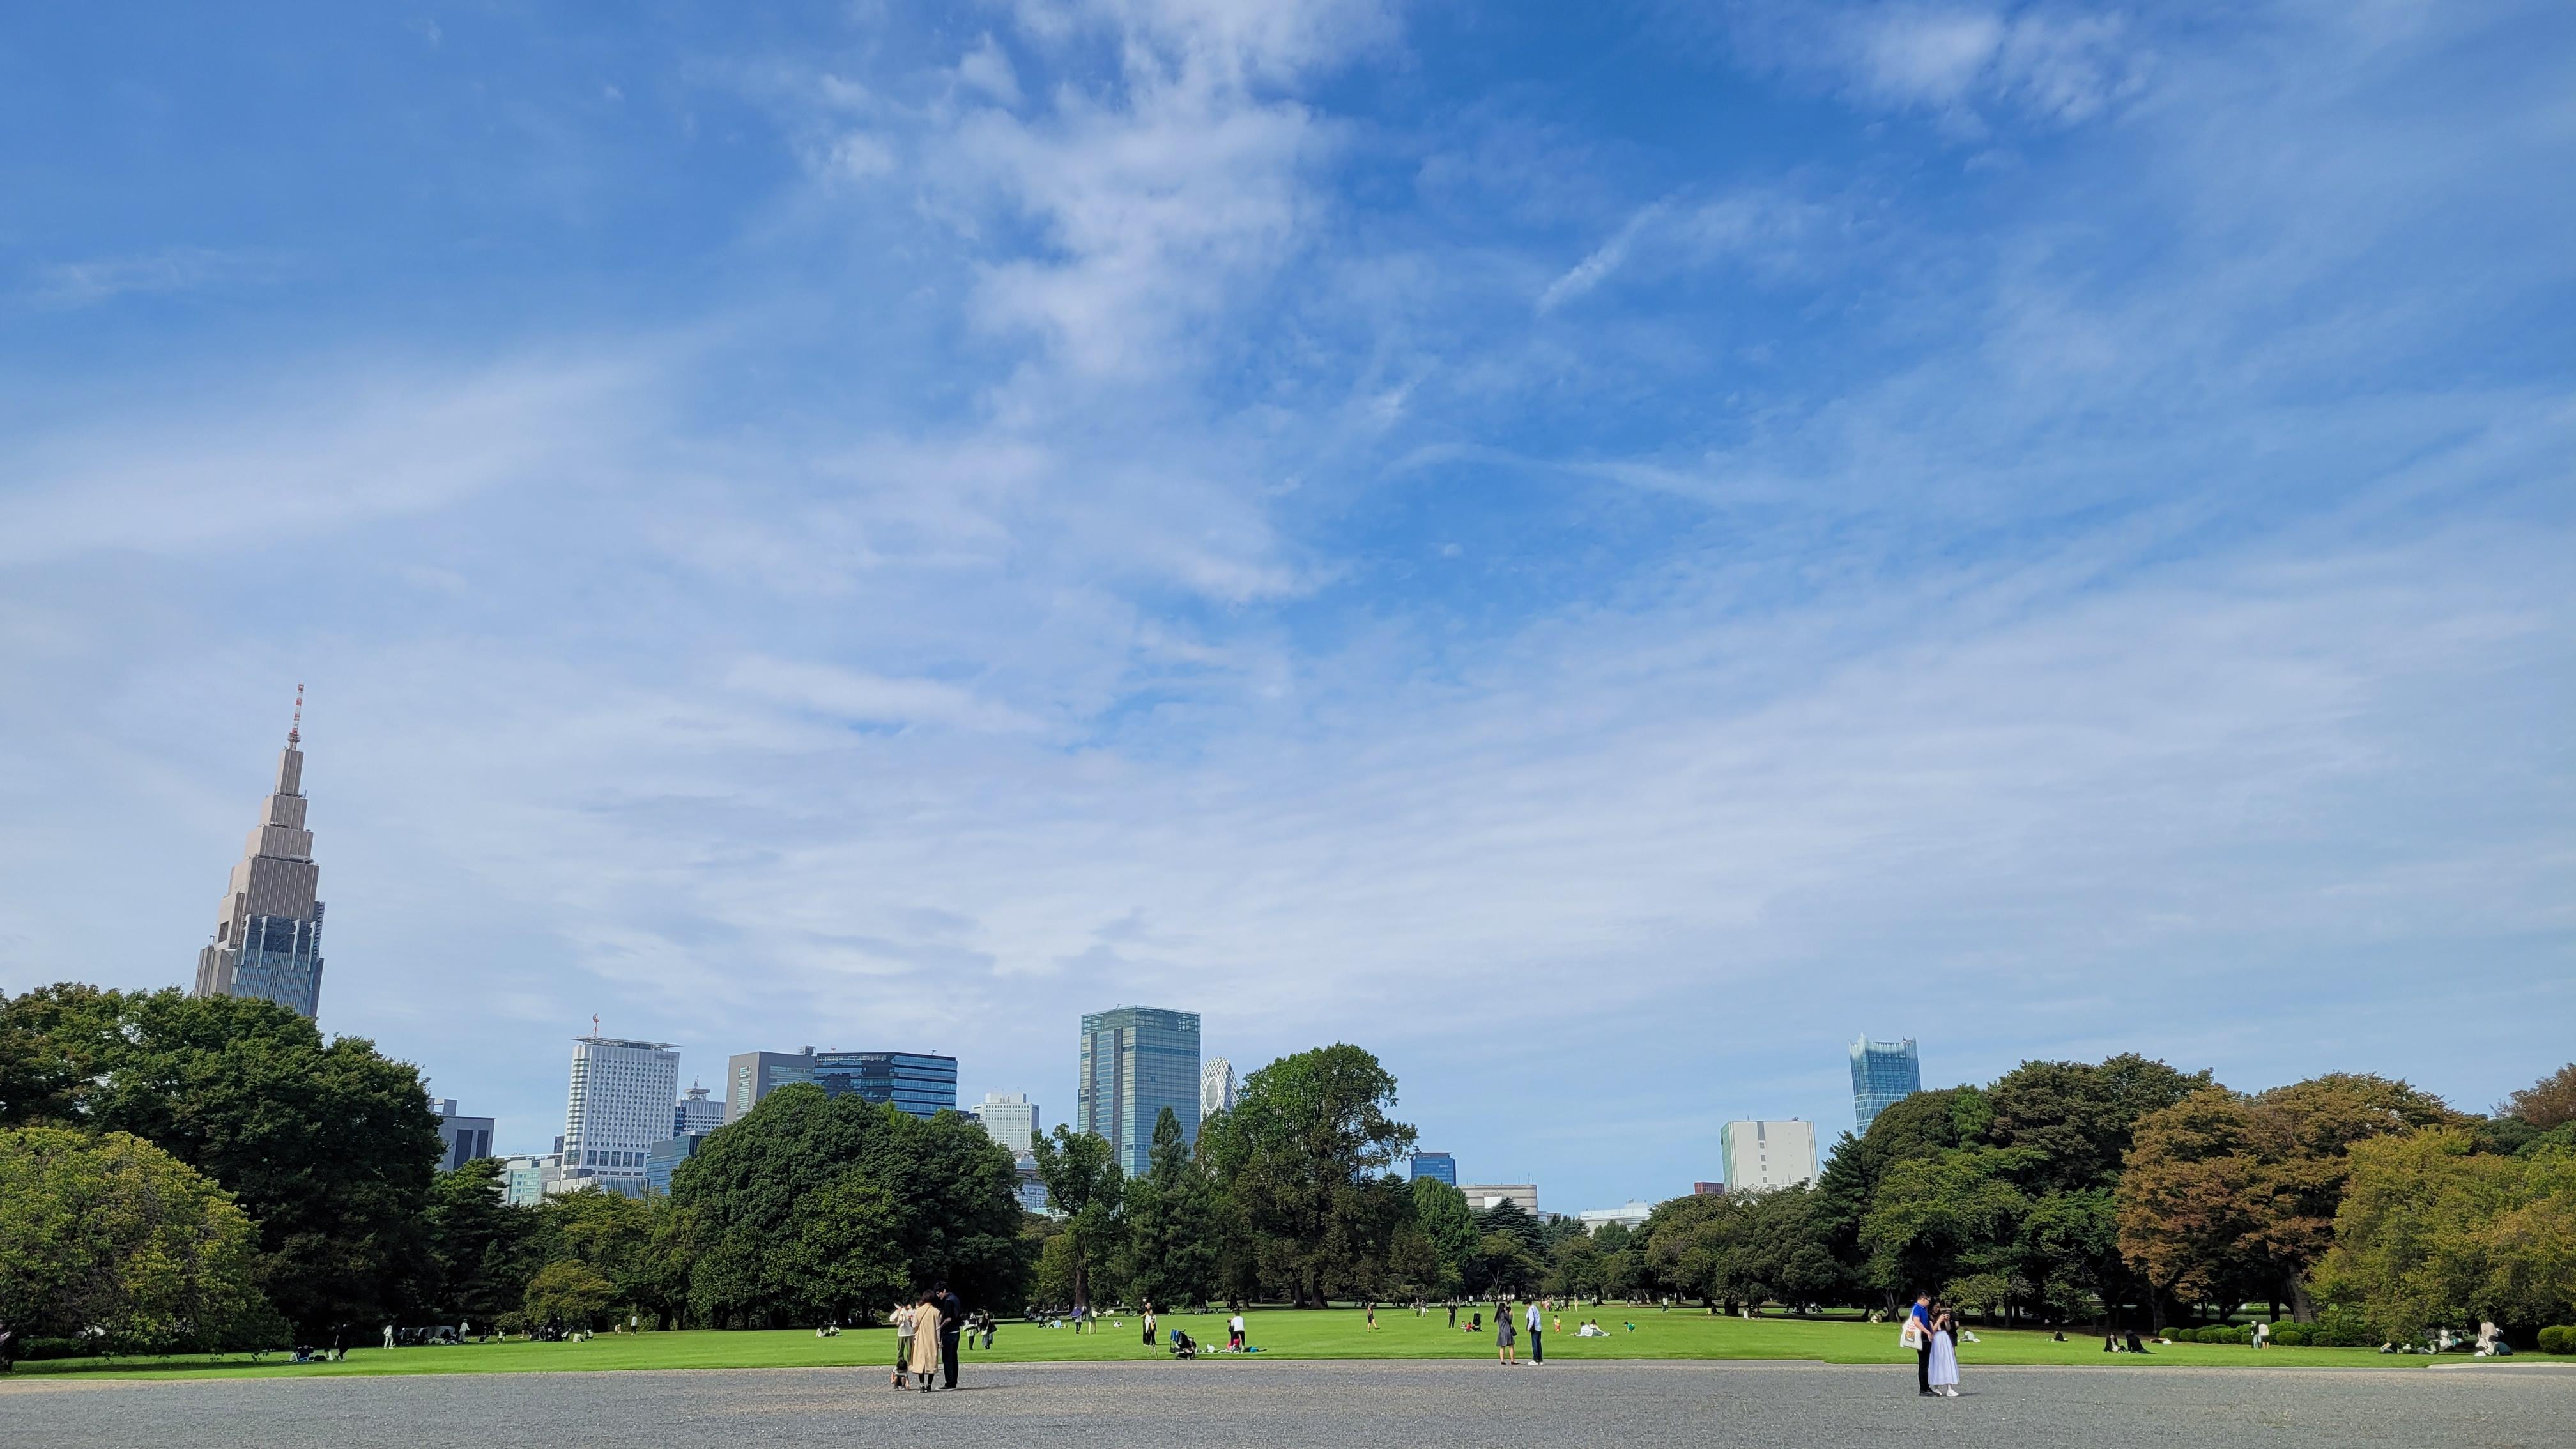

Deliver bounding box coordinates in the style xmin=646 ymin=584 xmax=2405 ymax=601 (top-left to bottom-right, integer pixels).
xmin=1410 ymin=1151 xmax=1457 ymax=1185
xmin=1849 ymin=1036 xmax=1922 ymax=1137
xmin=811 ymin=1051 xmax=959 ymax=1119
xmin=1078 ymin=1006 xmax=1202 ymax=1178
xmin=645 ymin=1132 xmax=709 ymax=1195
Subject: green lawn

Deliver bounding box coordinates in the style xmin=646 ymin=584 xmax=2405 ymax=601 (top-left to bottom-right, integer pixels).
xmin=11 ymin=1309 xmax=2522 ymax=1380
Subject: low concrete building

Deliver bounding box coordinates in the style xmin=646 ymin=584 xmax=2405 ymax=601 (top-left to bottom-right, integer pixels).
xmin=1459 ymin=1183 xmax=1538 ymax=1215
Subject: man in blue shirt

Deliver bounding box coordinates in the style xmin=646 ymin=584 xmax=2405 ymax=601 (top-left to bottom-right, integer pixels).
xmin=1909 ymin=1294 xmax=1935 ymax=1397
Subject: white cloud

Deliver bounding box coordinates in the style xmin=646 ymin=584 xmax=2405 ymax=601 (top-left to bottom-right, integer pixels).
xmin=23 ymin=247 xmax=290 ymax=310
xmin=725 ymin=656 xmax=1045 ymax=735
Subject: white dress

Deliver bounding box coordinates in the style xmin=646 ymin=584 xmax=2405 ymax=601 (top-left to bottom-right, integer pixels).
xmin=1928 ymin=1329 xmax=1961 ymax=1388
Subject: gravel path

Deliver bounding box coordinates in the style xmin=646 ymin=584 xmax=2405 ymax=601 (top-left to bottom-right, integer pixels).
xmin=6 ymin=1359 xmax=2571 ymax=1448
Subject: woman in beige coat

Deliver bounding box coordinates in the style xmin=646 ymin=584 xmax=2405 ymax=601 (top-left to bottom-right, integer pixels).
xmin=907 ymin=1292 xmax=944 ymax=1392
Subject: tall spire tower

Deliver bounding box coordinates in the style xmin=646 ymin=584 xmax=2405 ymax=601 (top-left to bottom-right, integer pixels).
xmin=192 ymin=687 xmax=328 ymax=1020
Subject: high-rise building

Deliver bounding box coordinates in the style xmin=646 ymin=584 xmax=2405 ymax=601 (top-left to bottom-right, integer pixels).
xmin=674 ymin=1083 xmax=723 ymax=1137
xmin=560 ymin=1033 xmax=680 ymax=1197
xmin=645 ymin=1132 xmax=710 ymax=1195
xmin=724 ymin=1048 xmax=815 ymax=1123
xmin=1719 ymin=1119 xmax=1820 ymax=1192
xmin=1201 ymin=1057 xmax=1237 ymax=1119
xmin=1078 ymin=1006 xmax=1202 ymax=1178
xmin=970 ymin=1092 xmax=1040 ymax=1154
xmin=1692 ymin=1181 xmax=1728 ymax=1197
xmin=191 ymin=689 xmax=327 ymax=1020
xmin=433 ymin=1097 xmax=495 ymax=1172
xmin=811 ymin=1051 xmax=957 ymax=1118
xmin=1410 ymin=1151 xmax=1458 ymax=1185
xmin=498 ymin=1154 xmax=555 ymax=1206
xmin=1850 ymin=1036 xmax=1923 ymax=1137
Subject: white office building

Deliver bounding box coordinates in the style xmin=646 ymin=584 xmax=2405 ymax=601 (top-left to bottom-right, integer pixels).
xmin=674 ymin=1083 xmax=723 ymax=1136
xmin=1459 ymin=1183 xmax=1539 ymax=1214
xmin=498 ymin=1153 xmax=556 ymax=1206
xmin=560 ymin=1034 xmax=680 ymax=1197
xmin=1201 ymin=1057 xmax=1237 ymax=1119
xmin=1719 ymin=1119 xmax=1820 ymax=1192
xmin=971 ymin=1091 xmax=1041 ymax=1154
xmin=1577 ymin=1202 xmax=1654 ymax=1232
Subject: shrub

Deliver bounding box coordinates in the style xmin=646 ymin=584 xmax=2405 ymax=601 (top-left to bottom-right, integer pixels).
xmin=2538 ymin=1325 xmax=2576 ymax=1355
xmin=2309 ymin=1307 xmax=2373 ymax=1348
xmin=2270 ymin=1322 xmax=2310 ymax=1347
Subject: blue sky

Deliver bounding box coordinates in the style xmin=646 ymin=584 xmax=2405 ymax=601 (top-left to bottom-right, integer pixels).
xmin=2 ymin=1 xmax=2570 ymax=1209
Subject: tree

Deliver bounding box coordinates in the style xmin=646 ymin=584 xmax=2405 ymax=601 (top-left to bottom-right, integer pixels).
xmin=1411 ymin=1177 xmax=1478 ymax=1294
xmin=675 ymin=1085 xmax=1026 ymax=1326
xmin=1124 ymin=1108 xmax=1221 ymax=1310
xmin=1203 ymin=1045 xmax=1417 ymax=1307
xmin=1986 ymin=1054 xmax=2207 ymax=1196
xmin=0 ymin=985 xmax=440 ymax=1338
xmin=1859 ymin=1148 xmax=2032 ymax=1303
xmin=523 ymin=1261 xmax=615 ymax=1333
xmin=418 ymin=1158 xmax=541 ymax=1329
xmin=1029 ymin=1126 xmax=1123 ymax=1309
xmin=0 ymin=1127 xmax=269 ymax=1364
xmin=2319 ymin=1130 xmax=2576 ymax=1342
xmin=2504 ymin=1064 xmax=2576 ymax=1130
xmin=2120 ymin=1075 xmax=2458 ymax=1322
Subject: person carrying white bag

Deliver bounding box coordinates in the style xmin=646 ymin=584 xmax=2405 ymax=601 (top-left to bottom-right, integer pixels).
xmin=1901 ymin=1292 xmax=1934 ymax=1397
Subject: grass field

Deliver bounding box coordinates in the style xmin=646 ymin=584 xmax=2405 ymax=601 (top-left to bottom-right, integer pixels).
xmin=10 ymin=1308 xmax=2526 ymax=1381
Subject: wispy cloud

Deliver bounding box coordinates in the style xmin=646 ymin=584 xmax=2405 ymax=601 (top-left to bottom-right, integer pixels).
xmin=23 ymin=247 xmax=291 ymax=310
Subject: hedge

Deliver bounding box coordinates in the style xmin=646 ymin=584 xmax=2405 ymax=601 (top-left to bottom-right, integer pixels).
xmin=2539 ymin=1326 xmax=2576 ymax=1355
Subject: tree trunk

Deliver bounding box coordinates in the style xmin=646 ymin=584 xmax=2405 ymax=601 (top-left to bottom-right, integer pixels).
xmin=2288 ymin=1277 xmax=2315 ymax=1324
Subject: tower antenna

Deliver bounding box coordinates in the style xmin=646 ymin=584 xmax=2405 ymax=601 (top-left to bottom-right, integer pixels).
xmin=288 ymin=684 xmax=303 ymax=746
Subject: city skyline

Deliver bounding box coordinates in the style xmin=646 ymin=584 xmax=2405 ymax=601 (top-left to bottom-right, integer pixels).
xmin=5 ymin=3 xmax=2568 ymax=1216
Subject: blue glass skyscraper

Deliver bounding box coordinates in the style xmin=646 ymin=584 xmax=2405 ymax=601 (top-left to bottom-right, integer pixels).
xmin=1410 ymin=1151 xmax=1457 ymax=1185
xmin=811 ymin=1051 xmax=959 ymax=1119
xmin=1078 ymin=1006 xmax=1201 ymax=1178
xmin=1850 ymin=1037 xmax=1922 ymax=1137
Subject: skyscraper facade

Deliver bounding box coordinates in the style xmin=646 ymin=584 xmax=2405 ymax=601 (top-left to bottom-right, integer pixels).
xmin=192 ymin=694 xmax=327 ymax=1020
xmin=1201 ymin=1057 xmax=1237 ymax=1119
xmin=1078 ymin=1006 xmax=1201 ymax=1177
xmin=561 ymin=1034 xmax=680 ymax=1197
xmin=1409 ymin=1151 xmax=1457 ymax=1185
xmin=433 ymin=1098 xmax=494 ymax=1171
xmin=724 ymin=1048 xmax=815 ymax=1123
xmin=1849 ymin=1036 xmax=1923 ymax=1137
xmin=811 ymin=1051 xmax=958 ymax=1118
xmin=673 ymin=1083 xmax=723 ymax=1136
xmin=971 ymin=1092 xmax=1040 ymax=1154
xmin=1719 ymin=1119 xmax=1820 ymax=1192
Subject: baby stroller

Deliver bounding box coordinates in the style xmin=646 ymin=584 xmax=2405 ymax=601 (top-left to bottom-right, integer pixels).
xmin=1169 ymin=1330 xmax=1198 ymax=1360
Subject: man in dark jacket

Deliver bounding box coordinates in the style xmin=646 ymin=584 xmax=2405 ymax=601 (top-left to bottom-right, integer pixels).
xmin=935 ymin=1282 xmax=966 ymax=1390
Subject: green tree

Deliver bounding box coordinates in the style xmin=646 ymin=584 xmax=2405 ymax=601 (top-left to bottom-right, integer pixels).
xmin=1123 ymin=1108 xmax=1221 ymax=1310
xmin=1202 ymin=1045 xmax=1417 ymax=1307
xmin=0 ymin=985 xmax=440 ymax=1338
xmin=0 ymin=1127 xmax=270 ymax=1364
xmin=1029 ymin=1125 xmax=1123 ymax=1309
xmin=675 ymin=1085 xmax=1025 ymax=1326
xmin=2318 ymin=1130 xmax=2576 ymax=1342
xmin=522 ymin=1260 xmax=615 ymax=1333
xmin=1411 ymin=1177 xmax=1478 ymax=1292
xmin=418 ymin=1158 xmax=541 ymax=1329
xmin=1859 ymin=1147 xmax=2032 ymax=1301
